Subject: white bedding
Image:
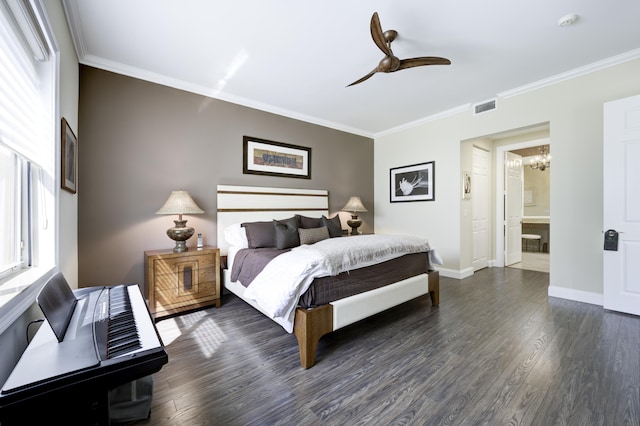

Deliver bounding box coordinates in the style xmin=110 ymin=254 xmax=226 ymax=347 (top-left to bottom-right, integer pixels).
xmin=242 ymin=234 xmax=441 ymax=333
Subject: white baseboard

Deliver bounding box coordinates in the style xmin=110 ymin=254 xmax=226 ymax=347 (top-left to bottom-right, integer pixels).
xmin=437 ymin=267 xmax=474 ymax=280
xmin=548 ymin=285 xmax=603 ymax=306
xmin=438 ymin=268 xmax=604 ymax=306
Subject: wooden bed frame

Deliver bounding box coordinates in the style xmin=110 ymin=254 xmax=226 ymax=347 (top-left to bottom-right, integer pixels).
xmin=217 ymin=185 xmax=440 ymax=368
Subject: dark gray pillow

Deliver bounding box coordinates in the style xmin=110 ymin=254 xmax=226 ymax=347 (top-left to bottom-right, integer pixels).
xmin=296 ymin=214 xmax=322 ymax=229
xmin=241 ymin=221 xmax=275 ymax=248
xmin=298 ymin=226 xmax=330 ymax=245
xmin=321 ymin=215 xmax=343 ymax=237
xmin=273 ymin=217 xmax=300 ymax=249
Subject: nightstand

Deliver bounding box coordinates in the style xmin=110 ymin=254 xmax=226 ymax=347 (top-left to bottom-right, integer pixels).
xmin=144 ymin=246 xmax=220 ymax=319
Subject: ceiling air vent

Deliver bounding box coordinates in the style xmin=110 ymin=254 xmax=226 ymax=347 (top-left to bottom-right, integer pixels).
xmin=473 ymin=99 xmax=496 ymax=115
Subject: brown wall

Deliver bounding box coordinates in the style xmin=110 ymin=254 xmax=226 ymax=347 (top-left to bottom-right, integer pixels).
xmin=78 ymin=66 xmax=374 ymax=294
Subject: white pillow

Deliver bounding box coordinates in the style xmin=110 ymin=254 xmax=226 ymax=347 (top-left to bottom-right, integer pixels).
xmin=223 ymin=223 xmax=249 ymax=248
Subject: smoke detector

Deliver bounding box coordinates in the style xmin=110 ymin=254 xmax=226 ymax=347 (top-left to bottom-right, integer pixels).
xmin=558 ymin=13 xmax=578 ymax=27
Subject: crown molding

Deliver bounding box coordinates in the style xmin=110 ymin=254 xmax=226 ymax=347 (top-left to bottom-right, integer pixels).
xmin=63 ymin=0 xmax=640 ymax=141
xmin=61 ymin=0 xmax=86 ymax=59
xmin=498 ymin=48 xmax=640 ymax=99
xmin=375 ymin=104 xmax=472 ymax=138
xmin=77 ymin=55 xmax=374 ymax=139
xmin=377 ymin=48 xmax=640 ymax=138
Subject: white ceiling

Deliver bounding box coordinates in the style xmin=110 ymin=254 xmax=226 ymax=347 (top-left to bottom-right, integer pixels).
xmin=62 ymin=0 xmax=640 ymax=138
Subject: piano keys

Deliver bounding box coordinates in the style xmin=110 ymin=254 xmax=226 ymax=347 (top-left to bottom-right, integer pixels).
xmin=0 ymin=273 xmax=168 ymax=425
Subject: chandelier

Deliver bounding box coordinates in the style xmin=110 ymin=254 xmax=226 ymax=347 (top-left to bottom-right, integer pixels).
xmin=529 ymin=146 xmax=551 ymax=171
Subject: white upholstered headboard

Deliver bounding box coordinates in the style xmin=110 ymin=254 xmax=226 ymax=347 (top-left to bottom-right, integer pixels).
xmin=216 ymin=185 xmax=329 ymax=255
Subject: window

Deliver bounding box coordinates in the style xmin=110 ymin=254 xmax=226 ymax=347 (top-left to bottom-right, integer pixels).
xmin=0 ymin=146 xmax=22 ymax=278
xmin=0 ymin=0 xmax=57 ymax=328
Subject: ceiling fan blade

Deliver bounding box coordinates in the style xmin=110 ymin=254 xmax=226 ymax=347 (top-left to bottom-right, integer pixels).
xmin=397 ymin=57 xmax=451 ymax=70
xmin=370 ymin=12 xmax=392 ymax=56
xmin=347 ymin=68 xmax=378 ymax=87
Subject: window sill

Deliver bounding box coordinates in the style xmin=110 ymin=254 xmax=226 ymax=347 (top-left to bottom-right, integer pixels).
xmin=0 ymin=265 xmax=55 ymax=335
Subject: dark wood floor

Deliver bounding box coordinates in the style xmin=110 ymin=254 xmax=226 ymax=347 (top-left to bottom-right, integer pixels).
xmin=140 ymin=268 xmax=639 ymax=425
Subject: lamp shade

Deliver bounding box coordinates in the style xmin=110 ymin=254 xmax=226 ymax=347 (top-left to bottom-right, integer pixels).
xmin=156 ymin=190 xmax=204 ymax=252
xmin=341 ymin=196 xmax=368 ymax=213
xmin=155 ymin=190 xmax=204 ymax=216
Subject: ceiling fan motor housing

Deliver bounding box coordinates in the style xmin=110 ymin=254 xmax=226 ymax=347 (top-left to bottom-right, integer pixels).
xmin=380 ymin=55 xmax=401 ymax=72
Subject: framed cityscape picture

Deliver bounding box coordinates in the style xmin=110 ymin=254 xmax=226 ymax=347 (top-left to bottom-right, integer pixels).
xmin=243 ymin=136 xmax=311 ymax=179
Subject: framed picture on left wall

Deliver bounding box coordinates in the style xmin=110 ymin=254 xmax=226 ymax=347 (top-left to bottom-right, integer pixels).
xmin=61 ymin=117 xmax=77 ymax=194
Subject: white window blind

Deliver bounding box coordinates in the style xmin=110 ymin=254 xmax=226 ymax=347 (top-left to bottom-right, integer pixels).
xmin=0 ymin=0 xmax=56 ymax=325
xmin=0 ymin=0 xmax=52 ymax=173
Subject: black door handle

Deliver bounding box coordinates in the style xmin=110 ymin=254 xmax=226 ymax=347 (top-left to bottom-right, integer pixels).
xmin=604 ymin=229 xmax=619 ymax=251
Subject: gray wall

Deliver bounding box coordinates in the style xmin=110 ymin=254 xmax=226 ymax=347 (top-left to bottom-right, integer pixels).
xmin=78 ymin=66 xmax=373 ymax=294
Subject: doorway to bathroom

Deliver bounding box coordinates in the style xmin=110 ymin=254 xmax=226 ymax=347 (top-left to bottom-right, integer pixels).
xmin=463 ymin=124 xmax=550 ymax=275
xmin=507 ymin=143 xmax=550 ymax=273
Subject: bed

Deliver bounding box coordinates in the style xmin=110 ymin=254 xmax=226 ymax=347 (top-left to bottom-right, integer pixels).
xmin=217 ymin=185 xmax=441 ymax=368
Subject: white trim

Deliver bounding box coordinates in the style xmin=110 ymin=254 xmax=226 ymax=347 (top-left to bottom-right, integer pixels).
xmin=499 ymin=48 xmax=640 ymax=99
xmin=548 ymin=285 xmax=603 ymax=306
xmin=60 ymin=0 xmax=85 ymax=58
xmin=72 ymin=53 xmax=375 ymax=138
xmin=437 ymin=266 xmax=473 ymax=280
xmin=380 ymin=46 xmax=628 ymax=136
xmin=376 ymin=104 xmax=471 ymax=138
xmin=63 ymin=7 xmax=640 ymax=141
xmin=61 ymin=0 xmax=640 ymax=141
xmin=0 ymin=266 xmax=54 ymax=333
xmin=63 ymin=0 xmax=640 ymax=142
xmin=374 ymin=48 xmax=640 ymax=137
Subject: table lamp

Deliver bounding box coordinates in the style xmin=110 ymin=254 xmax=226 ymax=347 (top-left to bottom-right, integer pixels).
xmin=341 ymin=196 xmax=368 ymax=235
xmin=156 ymin=190 xmax=204 ymax=252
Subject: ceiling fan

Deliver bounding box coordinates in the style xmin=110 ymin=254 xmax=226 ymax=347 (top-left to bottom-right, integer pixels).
xmin=347 ymin=12 xmax=451 ymax=87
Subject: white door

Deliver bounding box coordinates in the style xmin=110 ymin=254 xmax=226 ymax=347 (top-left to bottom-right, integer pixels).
xmin=505 ymin=152 xmax=523 ymax=266
xmin=603 ymin=94 xmax=640 ymax=315
xmin=472 ymin=146 xmax=490 ymax=271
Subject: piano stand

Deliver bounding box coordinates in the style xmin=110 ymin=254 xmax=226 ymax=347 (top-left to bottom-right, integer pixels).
xmin=0 ymin=278 xmax=168 ymax=425
xmin=109 ymin=375 xmax=153 ymax=423
xmin=0 ymin=384 xmax=110 ymax=425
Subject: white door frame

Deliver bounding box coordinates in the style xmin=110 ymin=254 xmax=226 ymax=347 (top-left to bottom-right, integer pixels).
xmin=472 ymin=145 xmax=490 ymax=271
xmin=494 ymin=138 xmax=549 ymax=267
xmin=505 ymin=151 xmax=523 ymax=266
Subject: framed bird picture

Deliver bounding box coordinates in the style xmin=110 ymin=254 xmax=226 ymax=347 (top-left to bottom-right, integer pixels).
xmin=390 ymin=161 xmax=435 ymax=203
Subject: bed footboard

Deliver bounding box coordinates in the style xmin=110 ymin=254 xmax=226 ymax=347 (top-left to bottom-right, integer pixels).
xmin=292 ymin=270 xmax=440 ymax=369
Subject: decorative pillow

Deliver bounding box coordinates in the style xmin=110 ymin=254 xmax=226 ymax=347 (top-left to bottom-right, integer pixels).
xmin=321 ymin=215 xmax=343 ymax=238
xmin=241 ymin=221 xmax=275 ymax=248
xmin=273 ymin=217 xmax=300 ymax=249
xmin=298 ymin=226 xmax=330 ymax=245
xmin=296 ymin=214 xmax=322 ymax=229
xmin=223 ymin=223 xmax=249 ymax=248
